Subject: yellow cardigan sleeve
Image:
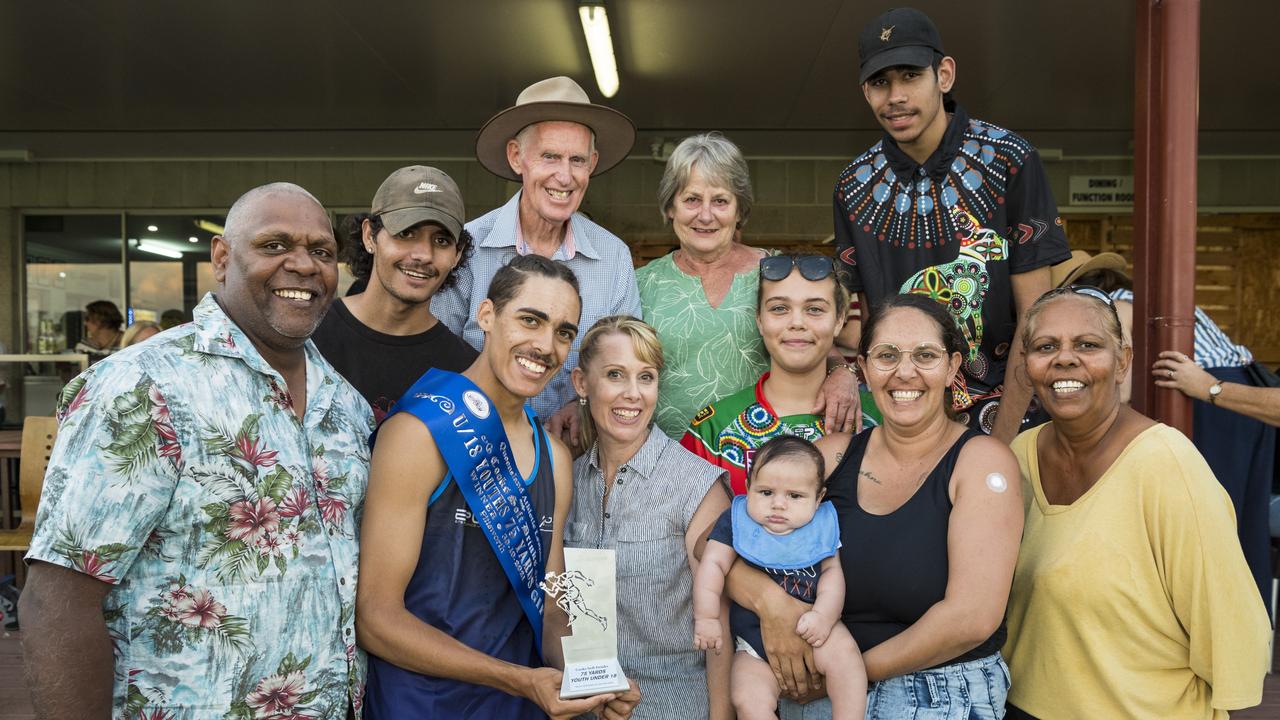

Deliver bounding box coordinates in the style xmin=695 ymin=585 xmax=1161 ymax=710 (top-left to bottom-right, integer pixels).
xmin=1146 ymin=431 xmax=1271 ymax=710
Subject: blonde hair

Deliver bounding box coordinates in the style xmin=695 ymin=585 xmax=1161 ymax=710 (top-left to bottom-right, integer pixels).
xmin=121 ymin=320 xmax=162 ymax=348
xmin=576 ymin=316 xmax=665 ymax=450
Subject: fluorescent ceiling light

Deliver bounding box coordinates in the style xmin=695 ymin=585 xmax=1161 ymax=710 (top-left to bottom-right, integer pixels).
xmin=195 ymin=219 xmax=225 ymax=235
xmin=137 ymin=242 xmax=182 ymax=259
xmin=579 ymin=2 xmax=619 ymax=98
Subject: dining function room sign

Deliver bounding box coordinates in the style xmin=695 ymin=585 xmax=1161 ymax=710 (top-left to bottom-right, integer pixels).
xmin=1069 ymin=176 xmax=1134 ymax=207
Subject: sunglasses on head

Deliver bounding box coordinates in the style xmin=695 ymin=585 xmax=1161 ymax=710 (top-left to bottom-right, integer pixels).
xmin=1039 ymin=284 xmax=1122 ymax=323
xmin=759 ymin=255 xmax=835 ymax=282
xmin=1062 ymin=284 xmax=1115 ymax=306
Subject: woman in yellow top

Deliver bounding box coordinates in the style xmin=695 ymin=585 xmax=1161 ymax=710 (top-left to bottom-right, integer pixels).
xmin=1003 ymin=286 xmax=1270 ymax=719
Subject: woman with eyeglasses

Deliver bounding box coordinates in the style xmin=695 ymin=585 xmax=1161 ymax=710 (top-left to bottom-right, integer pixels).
xmin=637 ymin=133 xmax=861 ymax=440
xmin=679 ymin=254 xmax=858 ymax=496
xmin=1001 ymin=287 xmax=1269 ymax=719
xmin=724 ymin=293 xmax=1022 ymax=718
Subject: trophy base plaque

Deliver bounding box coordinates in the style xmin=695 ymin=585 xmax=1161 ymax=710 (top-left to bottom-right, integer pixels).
xmin=560 ymin=657 xmax=630 ymax=699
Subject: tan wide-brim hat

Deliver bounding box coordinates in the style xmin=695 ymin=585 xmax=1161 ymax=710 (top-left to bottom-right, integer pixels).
xmin=1051 ymin=250 xmax=1128 ymax=288
xmin=475 ymin=76 xmax=636 ymax=182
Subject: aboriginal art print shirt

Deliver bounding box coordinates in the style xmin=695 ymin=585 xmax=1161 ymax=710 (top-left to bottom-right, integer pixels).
xmin=680 ymin=373 xmax=825 ymax=495
xmin=833 ymin=104 xmax=1070 ymax=410
xmin=27 ymin=293 xmax=374 ymax=719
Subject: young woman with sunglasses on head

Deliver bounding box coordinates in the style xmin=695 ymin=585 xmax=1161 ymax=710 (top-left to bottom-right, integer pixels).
xmin=1001 ymin=286 xmax=1268 ymax=719
xmin=680 ymin=255 xmax=863 ymax=496
xmin=726 ymin=293 xmax=1023 ymax=718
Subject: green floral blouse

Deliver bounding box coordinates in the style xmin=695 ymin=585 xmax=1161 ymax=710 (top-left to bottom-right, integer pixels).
xmin=637 ymin=252 xmax=770 ymax=438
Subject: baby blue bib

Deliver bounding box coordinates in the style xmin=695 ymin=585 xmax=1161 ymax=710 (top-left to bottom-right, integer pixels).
xmin=730 ymin=495 xmax=841 ymax=571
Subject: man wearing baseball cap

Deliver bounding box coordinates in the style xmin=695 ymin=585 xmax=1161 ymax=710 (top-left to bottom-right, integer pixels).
xmin=313 ymin=165 xmax=478 ymax=420
xmin=832 ymin=7 xmax=1071 ymax=442
xmin=432 ymin=76 xmax=642 ymax=447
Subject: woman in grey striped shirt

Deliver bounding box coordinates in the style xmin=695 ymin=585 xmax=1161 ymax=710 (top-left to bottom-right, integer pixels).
xmin=568 ymin=315 xmax=733 ymax=719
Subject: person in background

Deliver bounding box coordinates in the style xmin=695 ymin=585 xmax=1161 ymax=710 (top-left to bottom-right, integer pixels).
xmin=1155 ymin=352 xmax=1280 ymax=426
xmin=76 ymin=300 xmax=124 ymax=364
xmin=20 ymin=182 xmax=374 ymax=717
xmin=833 ymin=7 xmax=1071 ymax=441
xmin=638 ymin=133 xmax=860 ymax=439
xmin=1051 ymin=249 xmax=1276 ymax=616
xmin=120 ymin=320 xmax=161 ymax=348
xmin=432 ymin=76 xmax=641 ymax=450
xmin=567 ymin=315 xmax=731 ymax=719
xmin=311 ymin=165 xmax=477 ymax=421
xmin=1003 ymin=286 xmax=1269 ymax=718
xmin=159 ymin=308 xmax=186 ymax=330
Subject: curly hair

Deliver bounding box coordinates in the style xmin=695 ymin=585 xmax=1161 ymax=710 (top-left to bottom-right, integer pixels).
xmin=340 ymin=212 xmax=473 ymax=291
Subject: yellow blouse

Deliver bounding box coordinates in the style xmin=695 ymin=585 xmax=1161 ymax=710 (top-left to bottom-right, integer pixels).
xmin=1004 ymin=423 xmax=1270 ymax=719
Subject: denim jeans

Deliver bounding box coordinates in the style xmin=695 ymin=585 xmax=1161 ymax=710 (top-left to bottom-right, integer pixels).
xmin=779 ymin=652 xmax=1010 ymax=720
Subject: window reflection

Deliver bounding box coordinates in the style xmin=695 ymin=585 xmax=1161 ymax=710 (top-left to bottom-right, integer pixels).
xmin=126 ymin=214 xmax=222 ymax=329
xmin=24 ymin=214 xmax=124 ymax=354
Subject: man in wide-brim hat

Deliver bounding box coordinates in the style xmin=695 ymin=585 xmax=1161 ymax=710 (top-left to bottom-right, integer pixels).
xmin=433 ymin=76 xmax=642 ymax=446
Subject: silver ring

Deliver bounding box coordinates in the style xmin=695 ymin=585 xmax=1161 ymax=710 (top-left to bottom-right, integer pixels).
xmin=1167 ymin=370 xmax=1174 ymax=378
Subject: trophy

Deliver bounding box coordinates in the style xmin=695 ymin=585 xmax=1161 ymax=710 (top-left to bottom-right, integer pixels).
xmin=541 ymin=547 xmax=630 ymax=699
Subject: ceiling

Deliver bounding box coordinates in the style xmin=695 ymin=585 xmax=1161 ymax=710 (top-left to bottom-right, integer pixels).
xmin=1 ymin=0 xmax=1277 ymax=160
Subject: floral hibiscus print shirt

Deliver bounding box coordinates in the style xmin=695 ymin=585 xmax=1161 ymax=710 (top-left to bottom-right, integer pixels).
xmin=27 ymin=294 xmax=374 ymax=719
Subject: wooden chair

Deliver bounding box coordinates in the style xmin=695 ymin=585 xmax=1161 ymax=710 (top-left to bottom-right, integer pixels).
xmin=0 ymin=417 xmax=58 ymax=551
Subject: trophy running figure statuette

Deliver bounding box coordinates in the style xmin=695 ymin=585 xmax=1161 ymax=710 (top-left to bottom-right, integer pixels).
xmin=541 ymin=547 xmax=630 ymax=699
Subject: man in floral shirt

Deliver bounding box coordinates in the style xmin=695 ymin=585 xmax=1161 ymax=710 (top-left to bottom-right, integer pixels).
xmin=20 ymin=183 xmax=374 ymax=719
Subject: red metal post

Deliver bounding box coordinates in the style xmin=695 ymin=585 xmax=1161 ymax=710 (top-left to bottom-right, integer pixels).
xmin=1132 ymin=0 xmax=1198 ymax=434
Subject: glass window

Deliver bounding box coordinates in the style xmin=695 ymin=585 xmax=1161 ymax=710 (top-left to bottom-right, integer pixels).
xmin=24 ymin=214 xmax=125 ymax=354
xmin=126 ymin=213 xmax=222 ymax=331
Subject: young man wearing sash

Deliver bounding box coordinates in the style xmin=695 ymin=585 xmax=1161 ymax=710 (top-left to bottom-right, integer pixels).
xmin=357 ymin=254 xmax=641 ymax=719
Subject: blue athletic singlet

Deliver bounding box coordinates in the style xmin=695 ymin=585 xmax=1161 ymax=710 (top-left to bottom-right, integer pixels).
xmin=363 ymin=407 xmax=556 ymax=718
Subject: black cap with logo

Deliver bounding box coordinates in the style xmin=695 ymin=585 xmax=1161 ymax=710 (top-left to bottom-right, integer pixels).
xmin=858 ymin=7 xmax=945 ymax=84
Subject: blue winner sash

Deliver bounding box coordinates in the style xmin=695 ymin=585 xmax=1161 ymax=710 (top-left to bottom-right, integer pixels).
xmin=381 ymin=369 xmax=546 ymax=650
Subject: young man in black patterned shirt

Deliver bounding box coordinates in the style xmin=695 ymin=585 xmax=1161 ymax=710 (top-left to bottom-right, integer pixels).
xmin=833 ymin=7 xmax=1071 ymax=442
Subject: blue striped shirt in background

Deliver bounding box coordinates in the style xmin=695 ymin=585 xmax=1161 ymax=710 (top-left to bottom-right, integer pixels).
xmin=1110 ymin=289 xmax=1253 ymax=368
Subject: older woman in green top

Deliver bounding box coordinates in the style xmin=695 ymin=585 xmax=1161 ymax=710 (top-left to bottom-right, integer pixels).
xmin=637 ymin=132 xmax=860 ymax=438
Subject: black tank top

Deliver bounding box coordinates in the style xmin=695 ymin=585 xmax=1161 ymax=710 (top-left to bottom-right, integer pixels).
xmin=364 ymin=411 xmax=555 ymax=718
xmin=825 ymin=427 xmax=1006 ymax=666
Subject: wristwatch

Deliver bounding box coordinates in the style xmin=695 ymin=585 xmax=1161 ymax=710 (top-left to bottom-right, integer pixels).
xmin=1207 ymin=382 xmax=1223 ymax=405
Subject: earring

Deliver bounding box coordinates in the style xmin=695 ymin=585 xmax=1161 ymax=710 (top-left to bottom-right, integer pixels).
xmin=578 ymin=397 xmax=587 ymax=406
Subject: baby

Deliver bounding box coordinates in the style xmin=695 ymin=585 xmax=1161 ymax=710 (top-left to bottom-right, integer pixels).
xmin=693 ymin=435 xmax=866 ymax=720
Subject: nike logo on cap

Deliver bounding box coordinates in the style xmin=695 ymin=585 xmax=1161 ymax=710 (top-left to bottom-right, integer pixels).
xmin=413 ymin=182 xmax=440 ymax=194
